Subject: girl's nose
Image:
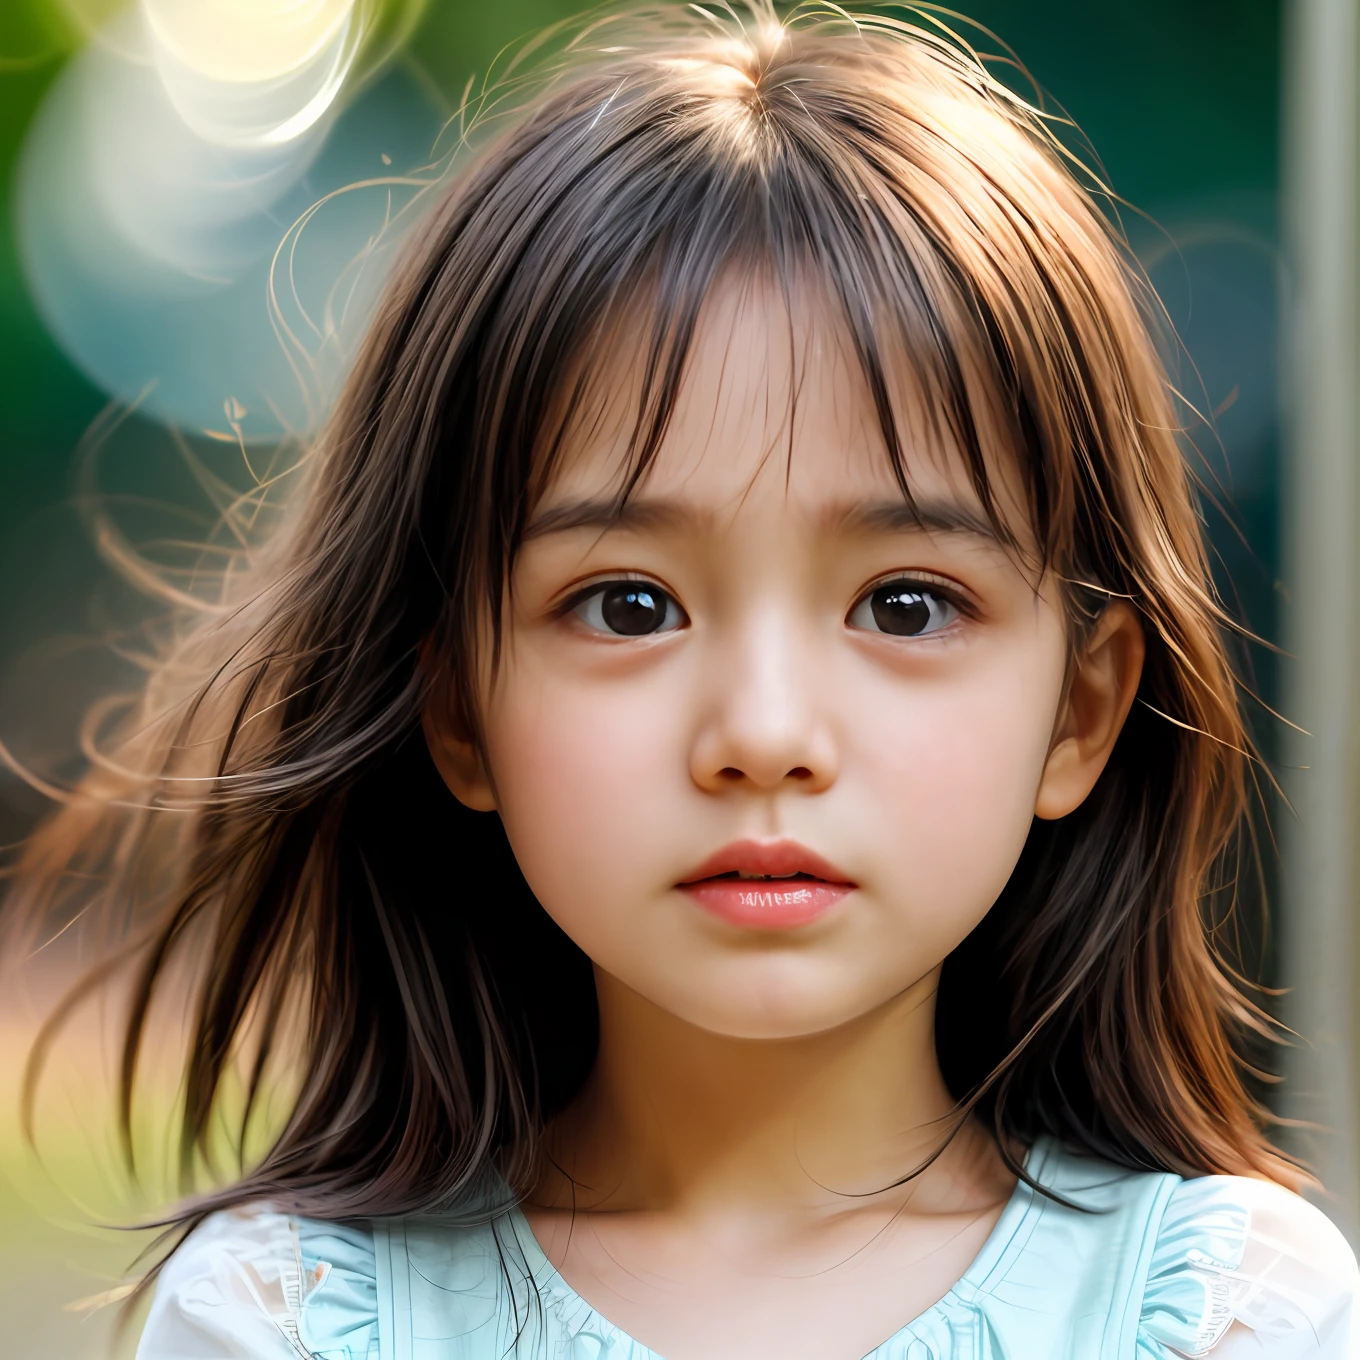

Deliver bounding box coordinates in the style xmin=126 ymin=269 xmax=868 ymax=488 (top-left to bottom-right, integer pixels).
xmin=688 ymin=614 xmax=840 ymax=795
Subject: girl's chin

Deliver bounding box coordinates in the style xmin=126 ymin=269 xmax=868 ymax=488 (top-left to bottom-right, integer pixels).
xmin=630 ymin=967 xmax=927 ymax=1044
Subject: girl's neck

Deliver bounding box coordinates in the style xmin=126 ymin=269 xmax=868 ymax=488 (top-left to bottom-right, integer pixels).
xmin=532 ymin=965 xmax=998 ymax=1219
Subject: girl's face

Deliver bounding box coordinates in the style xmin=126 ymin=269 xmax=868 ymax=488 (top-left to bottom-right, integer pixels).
xmin=428 ymin=280 xmax=1139 ymax=1041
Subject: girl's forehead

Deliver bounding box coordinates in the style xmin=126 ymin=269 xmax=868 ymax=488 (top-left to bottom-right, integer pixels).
xmin=541 ymin=275 xmax=1033 ymax=540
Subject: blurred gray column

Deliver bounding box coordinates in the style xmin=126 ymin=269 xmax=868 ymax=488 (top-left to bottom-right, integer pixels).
xmin=1282 ymin=0 xmax=1360 ymax=1243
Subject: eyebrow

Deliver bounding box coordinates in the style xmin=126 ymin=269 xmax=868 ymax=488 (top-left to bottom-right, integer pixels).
xmin=828 ymin=498 xmax=1002 ymax=543
xmin=523 ymin=494 xmax=1002 ymax=545
xmin=524 ymin=496 xmax=715 ymax=539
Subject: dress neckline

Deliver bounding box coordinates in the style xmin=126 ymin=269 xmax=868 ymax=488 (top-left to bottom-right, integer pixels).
xmin=505 ymin=1138 xmax=1051 ymax=1359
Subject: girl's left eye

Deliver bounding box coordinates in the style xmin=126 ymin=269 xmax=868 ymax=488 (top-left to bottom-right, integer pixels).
xmin=570 ymin=580 xmax=686 ymax=636
xmin=847 ymin=579 xmax=959 ymax=637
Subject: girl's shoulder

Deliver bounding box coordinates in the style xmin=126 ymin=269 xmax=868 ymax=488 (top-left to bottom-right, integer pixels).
xmin=1015 ymin=1142 xmax=1357 ymax=1356
xmin=136 ymin=1203 xmax=386 ymax=1359
xmin=135 ymin=1201 xmax=538 ymax=1359
xmin=135 ymin=1198 xmax=541 ymax=1359
xmin=1136 ymin=1171 xmax=1357 ymax=1357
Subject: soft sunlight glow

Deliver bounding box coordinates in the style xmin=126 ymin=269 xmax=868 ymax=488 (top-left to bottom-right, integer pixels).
xmin=16 ymin=0 xmax=437 ymax=435
xmin=142 ymin=0 xmax=355 ymax=83
xmin=759 ymin=20 xmax=786 ymax=49
xmin=663 ymin=49 xmax=757 ymax=95
xmin=141 ymin=0 xmax=360 ymax=146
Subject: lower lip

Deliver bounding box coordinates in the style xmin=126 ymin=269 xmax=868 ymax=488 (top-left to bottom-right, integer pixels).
xmin=679 ymin=879 xmax=854 ymax=930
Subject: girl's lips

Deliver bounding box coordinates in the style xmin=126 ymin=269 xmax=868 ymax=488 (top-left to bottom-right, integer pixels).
xmin=679 ymin=877 xmax=854 ymax=930
xmin=677 ymin=839 xmax=854 ymax=885
xmin=676 ymin=839 xmax=856 ymax=930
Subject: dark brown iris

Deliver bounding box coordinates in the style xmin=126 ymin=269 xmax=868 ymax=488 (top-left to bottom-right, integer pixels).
xmin=869 ymin=586 xmax=931 ymax=636
xmin=601 ymin=584 xmax=668 ymax=635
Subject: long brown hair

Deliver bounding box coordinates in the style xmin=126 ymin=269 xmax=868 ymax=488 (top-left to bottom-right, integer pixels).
xmin=8 ymin=0 xmax=1295 ymax=1248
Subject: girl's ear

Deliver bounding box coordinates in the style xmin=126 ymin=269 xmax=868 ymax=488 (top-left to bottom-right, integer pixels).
xmin=1034 ymin=601 xmax=1145 ymax=821
xmin=422 ymin=691 xmax=497 ymax=812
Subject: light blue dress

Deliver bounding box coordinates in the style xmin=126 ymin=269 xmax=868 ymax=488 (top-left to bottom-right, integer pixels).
xmin=135 ymin=1138 xmax=1359 ymax=1358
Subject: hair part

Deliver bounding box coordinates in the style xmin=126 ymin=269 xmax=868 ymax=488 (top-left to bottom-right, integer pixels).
xmin=8 ymin=0 xmax=1295 ymax=1269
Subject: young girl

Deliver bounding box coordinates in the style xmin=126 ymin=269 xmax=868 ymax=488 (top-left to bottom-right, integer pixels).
xmin=13 ymin=4 xmax=1358 ymax=1356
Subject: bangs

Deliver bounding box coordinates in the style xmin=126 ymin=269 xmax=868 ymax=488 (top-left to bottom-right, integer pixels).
xmin=524 ymin=249 xmax=1026 ymax=565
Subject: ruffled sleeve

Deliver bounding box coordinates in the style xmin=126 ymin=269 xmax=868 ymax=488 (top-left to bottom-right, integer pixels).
xmin=1138 ymin=1176 xmax=1358 ymax=1358
xmin=135 ymin=1207 xmax=379 ymax=1359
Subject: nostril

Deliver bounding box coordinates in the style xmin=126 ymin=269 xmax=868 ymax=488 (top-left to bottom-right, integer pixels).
xmin=709 ymin=765 xmax=817 ymax=784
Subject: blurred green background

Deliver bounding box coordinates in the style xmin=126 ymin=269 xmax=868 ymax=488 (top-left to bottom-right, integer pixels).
xmin=0 ymin=1 xmax=1284 ymax=1355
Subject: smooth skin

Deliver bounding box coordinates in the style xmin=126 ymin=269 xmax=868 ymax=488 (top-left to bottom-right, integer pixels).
xmin=425 ymin=277 xmax=1145 ymax=1360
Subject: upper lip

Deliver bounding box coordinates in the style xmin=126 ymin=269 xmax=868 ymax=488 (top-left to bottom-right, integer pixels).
xmin=677 ymin=839 xmax=855 ymax=886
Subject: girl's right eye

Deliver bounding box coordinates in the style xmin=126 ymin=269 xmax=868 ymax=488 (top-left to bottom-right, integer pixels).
xmin=569 ymin=581 xmax=686 ymax=637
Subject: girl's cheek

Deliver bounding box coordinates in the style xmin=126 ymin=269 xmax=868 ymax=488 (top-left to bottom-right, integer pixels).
xmin=869 ymin=663 xmax=1057 ymax=812
xmin=843 ymin=627 xmax=1066 ymax=904
xmin=485 ymin=665 xmax=682 ymax=910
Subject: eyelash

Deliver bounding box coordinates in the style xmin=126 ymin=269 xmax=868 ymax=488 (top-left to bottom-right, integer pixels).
xmin=558 ymin=574 xmax=657 ymax=610
xmin=858 ymin=572 xmax=973 ymax=614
